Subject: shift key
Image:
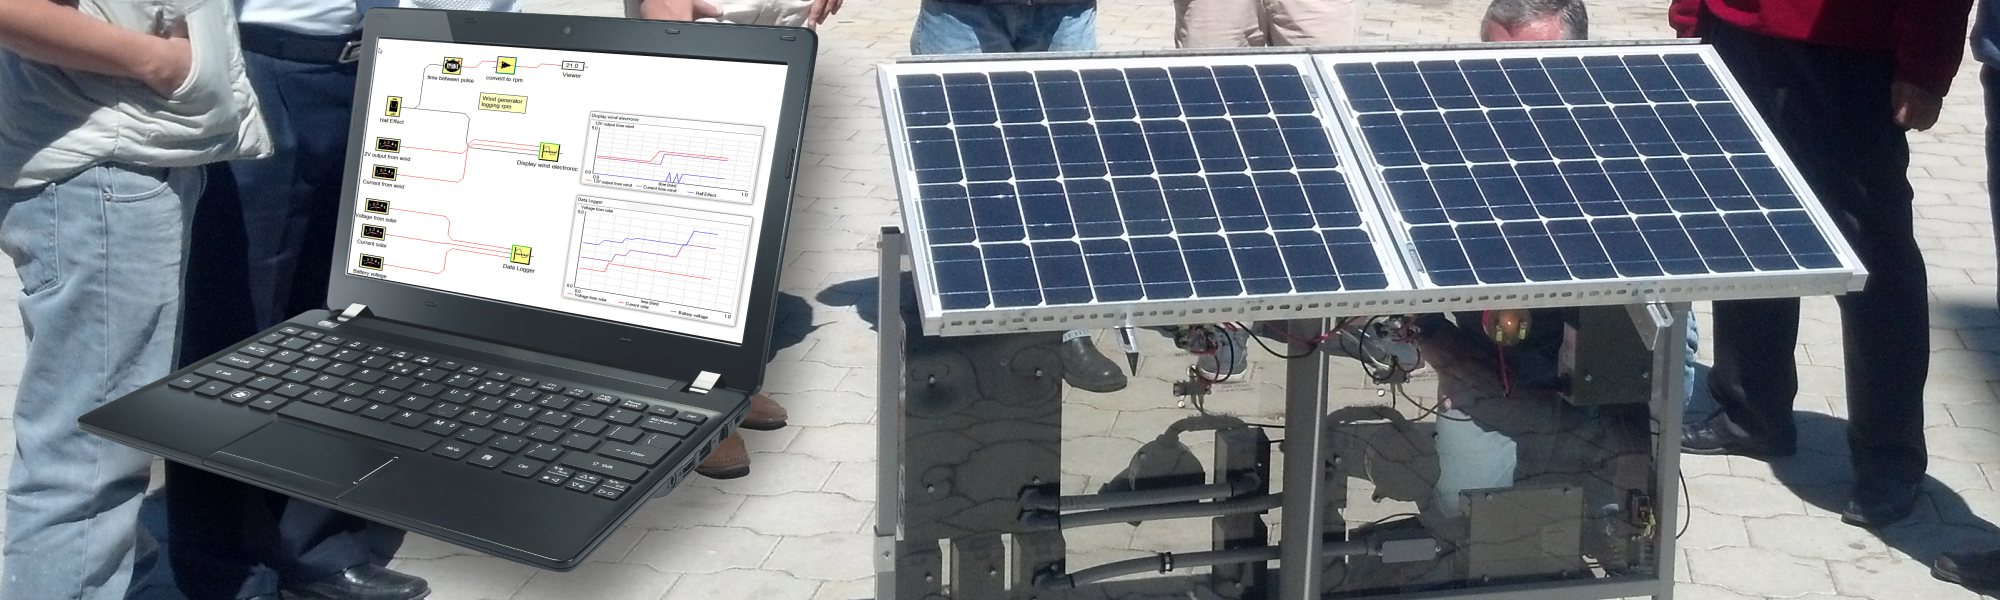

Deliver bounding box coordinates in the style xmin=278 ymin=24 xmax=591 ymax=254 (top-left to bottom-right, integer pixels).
xmin=196 ymin=364 xmax=254 ymax=384
xmin=560 ymin=454 xmax=645 ymax=481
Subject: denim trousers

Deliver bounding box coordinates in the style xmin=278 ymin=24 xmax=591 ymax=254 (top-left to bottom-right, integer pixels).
xmin=0 ymin=163 xmax=199 ymax=600
xmin=910 ymin=0 xmax=1096 ymax=55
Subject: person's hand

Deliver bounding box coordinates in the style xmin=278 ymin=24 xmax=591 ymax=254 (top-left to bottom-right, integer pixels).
xmin=638 ymin=0 xmax=721 ymax=21
xmin=142 ymin=17 xmax=191 ymax=97
xmin=1891 ymin=80 xmax=1943 ymax=131
xmin=805 ymin=0 xmax=842 ymax=28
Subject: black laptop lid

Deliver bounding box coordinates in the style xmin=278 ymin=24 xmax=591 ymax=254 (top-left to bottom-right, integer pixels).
xmin=329 ymin=9 xmax=815 ymax=392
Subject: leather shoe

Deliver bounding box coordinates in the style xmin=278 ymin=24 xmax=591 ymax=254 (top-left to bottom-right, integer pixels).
xmin=696 ymin=430 xmax=750 ymax=479
xmin=285 ymin=564 xmax=429 ymax=600
xmin=739 ymin=393 xmax=787 ymax=431
xmin=1060 ymin=333 xmax=1126 ymax=393
xmin=1841 ymin=478 xmax=1922 ymax=528
xmin=1934 ymin=549 xmax=2000 ymax=594
xmin=1681 ymin=415 xmax=1793 ymax=459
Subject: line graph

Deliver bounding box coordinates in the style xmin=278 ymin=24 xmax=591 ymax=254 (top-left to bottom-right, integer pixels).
xmin=580 ymin=112 xmax=766 ymax=204
xmin=564 ymin=198 xmax=753 ymax=325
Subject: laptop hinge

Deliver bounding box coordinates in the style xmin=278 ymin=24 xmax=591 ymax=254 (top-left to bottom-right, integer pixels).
xmin=318 ymin=303 xmax=371 ymax=328
xmin=689 ymin=371 xmax=722 ymax=394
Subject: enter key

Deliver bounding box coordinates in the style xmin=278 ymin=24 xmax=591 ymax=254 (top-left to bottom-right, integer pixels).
xmin=597 ymin=442 xmax=664 ymax=467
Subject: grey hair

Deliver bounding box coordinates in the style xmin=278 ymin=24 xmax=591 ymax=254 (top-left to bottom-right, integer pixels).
xmin=1482 ymin=0 xmax=1589 ymax=40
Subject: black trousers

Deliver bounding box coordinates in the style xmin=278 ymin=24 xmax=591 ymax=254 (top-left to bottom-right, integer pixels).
xmin=169 ymin=45 xmax=404 ymax=599
xmin=1701 ymin=18 xmax=1930 ymax=485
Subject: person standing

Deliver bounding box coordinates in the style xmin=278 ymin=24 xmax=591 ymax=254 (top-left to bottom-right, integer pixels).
xmin=907 ymin=0 xmax=1094 ymax=54
xmin=1671 ymin=0 xmax=1971 ymax=528
xmin=1175 ymin=0 xmax=1356 ymax=48
xmin=0 ymin=0 xmax=271 ymax=597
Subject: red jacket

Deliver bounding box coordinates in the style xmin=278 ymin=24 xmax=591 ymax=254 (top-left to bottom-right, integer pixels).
xmin=1668 ymin=0 xmax=1974 ymax=96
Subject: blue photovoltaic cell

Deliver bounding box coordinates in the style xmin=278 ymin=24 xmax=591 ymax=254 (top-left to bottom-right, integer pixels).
xmin=1334 ymin=52 xmax=1840 ymax=288
xmin=898 ymin=63 xmax=1390 ymax=312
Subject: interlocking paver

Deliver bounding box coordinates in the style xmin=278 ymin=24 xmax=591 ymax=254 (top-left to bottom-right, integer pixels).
xmin=625 ymin=526 xmax=779 ymax=573
xmin=1684 ymin=546 xmax=1837 ymax=598
xmin=762 ymin=531 xmax=877 ymax=581
xmin=727 ymin=491 xmax=874 ymax=536
xmin=510 ymin=562 xmax=679 ymax=600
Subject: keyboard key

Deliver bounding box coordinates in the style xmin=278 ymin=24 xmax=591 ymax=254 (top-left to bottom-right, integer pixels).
xmin=490 ymin=435 xmax=529 ymax=453
xmin=420 ymin=418 xmax=460 ymax=436
xmin=279 ymin=326 xmax=303 ymax=335
xmin=344 ymin=341 xmax=368 ymax=350
xmin=570 ymin=418 xmax=607 ymax=436
xmin=169 ymin=375 xmax=208 ymax=390
xmin=591 ymin=394 xmax=620 ymax=405
xmin=619 ymin=399 xmax=647 ymax=411
xmin=246 ymin=376 xmax=282 ymax=391
xmin=218 ymin=354 xmax=262 ymax=369
xmin=278 ymin=403 xmax=438 ymax=451
xmin=460 ymin=365 xmax=486 ymax=376
xmin=637 ymin=433 xmax=680 ymax=451
xmin=564 ymin=388 xmax=591 ymax=399
xmin=564 ymin=479 xmax=595 ymax=493
xmin=536 ymin=382 xmax=564 ymax=394
xmin=195 ymin=381 xmax=233 ymax=396
xmin=297 ymin=330 xmax=323 ymax=340
xmin=390 ymin=411 xmax=427 ymax=428
xmin=572 ymin=402 xmax=607 ymax=419
xmin=310 ymin=375 xmax=343 ymax=389
xmin=505 ymin=388 xmax=541 ymax=403
xmin=512 ymin=376 xmax=538 ymax=387
xmin=535 ymin=396 xmax=573 ymax=411
xmin=358 ymin=355 xmax=391 ymax=368
xmin=413 ymin=355 xmax=436 ymax=365
xmin=269 ymin=350 xmax=304 ymax=364
xmin=460 ymin=410 xmax=497 ymax=427
xmin=304 ymin=343 xmax=335 ymax=356
xmin=593 ymin=485 xmax=626 ymax=500
xmin=434 ymin=441 xmax=474 ymax=460
xmin=197 ymin=364 xmax=254 ymax=384
xmin=605 ymin=409 xmax=643 ymax=426
xmin=560 ymin=454 xmax=645 ymax=481
xmin=302 ymin=390 xmax=339 ymax=405
xmin=379 ymin=376 xmax=415 ymax=390
xmin=639 ymin=415 xmax=695 ymax=437
xmin=250 ymin=396 xmax=289 ymax=411
xmin=647 ymin=405 xmax=679 ymax=418
xmin=337 ymin=382 xmax=373 ymax=396
xmin=467 ymin=450 xmax=506 ymax=469
xmin=472 ymin=396 xmax=506 ymax=411
xmin=524 ymin=443 xmax=564 ymax=461
xmin=486 ymin=370 xmax=512 ymax=380
xmin=598 ymin=442 xmax=665 ymax=466
xmin=415 ymin=368 xmax=447 ymax=382
xmin=222 ymin=389 xmax=260 ymax=404
xmin=257 ymin=333 xmax=286 ymax=345
xmin=332 ymin=397 xmax=367 ymax=412
xmin=677 ymin=412 xmax=708 ymax=425
xmin=474 ymin=381 xmax=509 ymax=395
xmin=534 ymin=412 xmax=572 ymax=428
xmin=323 ymin=336 xmax=345 ymax=345
xmin=439 ymin=361 xmax=461 ymax=370
xmin=409 ymin=382 xmax=444 ymax=397
xmin=385 ymin=362 xmax=416 ymax=376
xmin=397 ymin=396 xmax=434 ymax=412
xmin=389 ymin=350 xmax=412 ymax=360
xmin=493 ymin=417 xmax=530 ymax=435
xmin=279 ymin=338 xmax=310 ymax=350
xmin=351 ymin=369 xmax=386 ymax=383
xmin=502 ymin=459 xmax=542 ymax=477
xmin=366 ymin=389 xmax=401 ymax=404
xmin=272 ymin=383 xmax=310 ymax=398
xmin=572 ymin=473 xmax=602 ymax=486
xmin=502 ymin=403 xmax=539 ymax=419
xmin=254 ymin=363 xmax=290 ymax=376
xmin=441 ymin=389 xmax=477 ymax=404
xmin=331 ymin=349 xmax=364 ymax=363
xmin=282 ymin=368 xmax=315 ymax=383
xmin=560 ymin=433 xmax=597 ymax=452
xmin=454 ymin=427 xmax=494 ymax=445
xmin=297 ymin=357 xmax=331 ymax=370
xmin=324 ymin=363 xmax=358 ymax=377
xmin=605 ymin=426 xmax=642 ymax=444
xmin=537 ymin=471 xmax=568 ymax=486
xmin=526 ymin=425 xmax=564 ymax=443
xmin=241 ymin=343 xmax=279 ymax=357
xmin=443 ymin=374 xmax=480 ymax=388
xmin=600 ymin=479 xmax=631 ymax=493
xmin=360 ymin=404 xmax=397 ymax=420
xmin=428 ymin=403 xmax=464 ymax=419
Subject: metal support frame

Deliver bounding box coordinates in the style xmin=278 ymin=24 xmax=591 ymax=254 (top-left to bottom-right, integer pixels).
xmin=872 ymin=233 xmax=1695 ymax=600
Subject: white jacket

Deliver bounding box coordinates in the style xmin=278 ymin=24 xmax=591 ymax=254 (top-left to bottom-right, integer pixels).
xmin=0 ymin=0 xmax=272 ymax=188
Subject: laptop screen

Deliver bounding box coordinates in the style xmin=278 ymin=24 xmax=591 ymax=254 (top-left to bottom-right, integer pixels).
xmin=345 ymin=38 xmax=788 ymax=345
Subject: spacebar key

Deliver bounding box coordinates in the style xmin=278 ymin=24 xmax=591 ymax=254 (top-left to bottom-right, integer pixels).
xmin=279 ymin=403 xmax=440 ymax=451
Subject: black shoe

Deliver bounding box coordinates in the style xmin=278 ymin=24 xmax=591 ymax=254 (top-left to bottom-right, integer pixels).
xmin=1935 ymin=549 xmax=2000 ymax=594
xmin=1680 ymin=415 xmax=1794 ymax=459
xmin=1060 ymin=334 xmax=1127 ymax=393
xmin=1841 ymin=479 xmax=1922 ymax=529
xmin=244 ymin=595 xmax=282 ymax=600
xmin=285 ymin=565 xmax=430 ymax=600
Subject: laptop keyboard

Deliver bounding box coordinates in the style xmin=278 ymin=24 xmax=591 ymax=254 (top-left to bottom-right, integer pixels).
xmin=168 ymin=325 xmax=715 ymax=501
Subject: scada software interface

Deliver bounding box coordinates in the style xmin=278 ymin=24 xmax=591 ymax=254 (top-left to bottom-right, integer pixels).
xmin=347 ymin=38 xmax=787 ymax=344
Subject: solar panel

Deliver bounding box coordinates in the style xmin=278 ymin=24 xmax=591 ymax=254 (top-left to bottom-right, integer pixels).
xmin=880 ymin=44 xmax=1863 ymax=336
xmin=886 ymin=56 xmax=1402 ymax=317
xmin=1319 ymin=48 xmax=1845 ymax=289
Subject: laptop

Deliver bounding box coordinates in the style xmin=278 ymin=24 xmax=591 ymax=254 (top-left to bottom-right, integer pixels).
xmin=80 ymin=9 xmax=815 ymax=570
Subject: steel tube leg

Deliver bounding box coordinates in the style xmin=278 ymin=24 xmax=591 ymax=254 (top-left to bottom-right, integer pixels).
xmin=1650 ymin=302 xmax=1691 ymax=600
xmin=1279 ymin=318 xmax=1333 ymax=600
xmin=876 ymin=228 xmax=906 ymax=600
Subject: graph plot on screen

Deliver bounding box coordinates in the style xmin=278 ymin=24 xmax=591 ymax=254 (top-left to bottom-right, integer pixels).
xmin=562 ymin=196 xmax=754 ymax=326
xmin=580 ymin=112 xmax=766 ymax=204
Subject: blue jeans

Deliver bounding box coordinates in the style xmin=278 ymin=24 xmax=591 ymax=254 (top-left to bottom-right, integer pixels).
xmin=910 ymin=0 xmax=1096 ymax=55
xmin=0 ymin=164 xmax=199 ymax=600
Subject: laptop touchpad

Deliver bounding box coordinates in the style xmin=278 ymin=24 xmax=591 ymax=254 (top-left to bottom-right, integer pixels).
xmin=208 ymin=422 xmax=400 ymax=498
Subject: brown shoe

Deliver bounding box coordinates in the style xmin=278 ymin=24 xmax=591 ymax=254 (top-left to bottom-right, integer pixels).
xmin=696 ymin=431 xmax=750 ymax=480
xmin=739 ymin=393 xmax=788 ymax=431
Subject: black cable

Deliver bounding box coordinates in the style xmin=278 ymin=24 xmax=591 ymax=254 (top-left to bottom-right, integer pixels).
xmin=1393 ymin=381 xmax=1473 ymax=422
xmin=1676 ymin=471 xmax=1691 ymax=539
xmin=1234 ymin=322 xmax=1317 ymax=359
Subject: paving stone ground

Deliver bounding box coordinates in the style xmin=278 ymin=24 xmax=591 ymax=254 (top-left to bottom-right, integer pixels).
xmin=0 ymin=0 xmax=1995 ymax=599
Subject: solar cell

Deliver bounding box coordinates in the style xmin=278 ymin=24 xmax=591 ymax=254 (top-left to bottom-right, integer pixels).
xmin=890 ymin=58 xmax=1396 ymax=314
xmin=1322 ymin=48 xmax=1844 ymax=289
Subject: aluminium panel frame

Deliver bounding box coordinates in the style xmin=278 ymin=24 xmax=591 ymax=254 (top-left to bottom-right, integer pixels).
xmin=1312 ymin=44 xmax=1867 ymax=301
